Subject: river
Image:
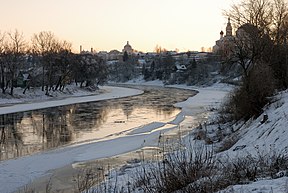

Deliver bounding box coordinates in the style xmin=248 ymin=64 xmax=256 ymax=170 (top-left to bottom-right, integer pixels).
xmin=0 ymin=86 xmax=196 ymax=161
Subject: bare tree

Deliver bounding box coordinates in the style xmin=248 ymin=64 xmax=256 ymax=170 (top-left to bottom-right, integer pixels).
xmin=31 ymin=32 xmax=74 ymax=94
xmin=223 ymin=0 xmax=288 ymax=78
xmin=77 ymin=54 xmax=108 ymax=86
xmin=0 ymin=32 xmax=7 ymax=94
xmin=54 ymin=42 xmax=74 ymax=91
xmin=222 ymin=0 xmax=283 ymax=119
xmin=267 ymin=0 xmax=288 ymax=88
xmin=31 ymin=31 xmax=58 ymax=93
xmin=224 ymin=0 xmax=288 ymax=45
xmin=31 ymin=31 xmax=56 ymax=54
xmin=4 ymin=30 xmax=27 ymax=95
xmin=232 ymin=24 xmax=272 ymax=78
xmin=271 ymin=0 xmax=288 ymax=45
xmin=224 ymin=0 xmax=273 ymax=34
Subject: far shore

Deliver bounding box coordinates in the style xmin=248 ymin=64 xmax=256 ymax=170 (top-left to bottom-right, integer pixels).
xmin=0 ymin=85 xmax=144 ymax=115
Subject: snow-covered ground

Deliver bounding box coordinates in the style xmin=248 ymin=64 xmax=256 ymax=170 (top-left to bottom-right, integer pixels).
xmin=3 ymin=80 xmax=288 ymax=193
xmin=220 ymin=90 xmax=288 ymax=157
xmin=220 ymin=177 xmax=288 ymax=193
xmin=216 ymin=90 xmax=288 ymax=193
xmin=0 ymin=82 xmax=231 ymax=193
xmin=91 ymin=81 xmax=288 ymax=193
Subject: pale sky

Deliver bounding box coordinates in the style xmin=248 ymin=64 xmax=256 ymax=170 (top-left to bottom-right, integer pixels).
xmin=0 ymin=0 xmax=233 ymax=53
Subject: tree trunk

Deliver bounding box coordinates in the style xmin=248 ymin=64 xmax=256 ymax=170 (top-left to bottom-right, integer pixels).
xmin=9 ymin=82 xmax=14 ymax=96
xmin=55 ymin=76 xmax=62 ymax=91
xmin=23 ymin=82 xmax=30 ymax=94
xmin=0 ymin=66 xmax=6 ymax=94
xmin=45 ymin=85 xmax=49 ymax=95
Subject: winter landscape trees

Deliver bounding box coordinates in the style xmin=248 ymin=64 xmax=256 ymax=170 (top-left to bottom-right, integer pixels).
xmin=110 ymin=0 xmax=288 ymax=191
xmin=223 ymin=0 xmax=288 ymax=120
xmin=0 ymin=29 xmax=222 ymax=97
xmin=0 ymin=30 xmax=108 ymax=96
xmin=95 ymin=1 xmax=288 ymax=191
xmin=0 ymin=30 xmax=27 ymax=95
xmin=2 ymin=0 xmax=288 ymax=191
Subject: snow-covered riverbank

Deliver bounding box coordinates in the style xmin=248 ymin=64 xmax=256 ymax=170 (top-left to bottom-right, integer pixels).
xmin=0 ymin=86 xmax=143 ymax=115
xmin=2 ymin=82 xmax=285 ymax=193
xmin=0 ymin=83 xmax=231 ymax=193
xmin=112 ymin=81 xmax=288 ymax=193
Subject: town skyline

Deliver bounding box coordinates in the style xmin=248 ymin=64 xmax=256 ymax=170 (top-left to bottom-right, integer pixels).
xmin=0 ymin=0 xmax=233 ymax=53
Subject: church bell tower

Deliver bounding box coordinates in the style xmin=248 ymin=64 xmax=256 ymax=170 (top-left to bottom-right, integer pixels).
xmin=226 ymin=17 xmax=232 ymax=36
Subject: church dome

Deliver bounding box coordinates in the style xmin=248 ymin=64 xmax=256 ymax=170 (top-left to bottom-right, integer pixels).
xmin=123 ymin=41 xmax=133 ymax=53
xmin=124 ymin=41 xmax=132 ymax=49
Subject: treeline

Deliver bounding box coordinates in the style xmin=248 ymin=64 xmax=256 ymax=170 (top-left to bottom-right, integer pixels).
xmin=0 ymin=30 xmax=108 ymax=96
xmin=222 ymin=0 xmax=288 ymax=120
xmin=144 ymin=53 xmax=219 ymax=85
xmin=109 ymin=51 xmax=219 ymax=85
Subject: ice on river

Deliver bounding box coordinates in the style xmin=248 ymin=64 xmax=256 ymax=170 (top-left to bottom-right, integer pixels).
xmin=0 ymin=83 xmax=231 ymax=193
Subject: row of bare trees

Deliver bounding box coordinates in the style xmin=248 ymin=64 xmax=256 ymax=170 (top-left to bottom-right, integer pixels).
xmin=0 ymin=30 xmax=108 ymax=96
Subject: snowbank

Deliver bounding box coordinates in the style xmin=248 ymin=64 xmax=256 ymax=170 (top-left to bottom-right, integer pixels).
xmin=220 ymin=90 xmax=288 ymax=158
xmin=0 ymin=86 xmax=143 ymax=115
xmin=171 ymin=83 xmax=230 ymax=116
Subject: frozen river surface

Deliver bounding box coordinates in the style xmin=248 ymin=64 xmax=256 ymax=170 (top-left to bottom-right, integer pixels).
xmin=0 ymin=86 xmax=195 ymax=161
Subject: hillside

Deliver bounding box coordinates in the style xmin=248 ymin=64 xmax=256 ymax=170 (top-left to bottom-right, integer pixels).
xmin=87 ymin=86 xmax=288 ymax=193
xmin=217 ymin=90 xmax=288 ymax=192
xmin=221 ymin=90 xmax=288 ymax=157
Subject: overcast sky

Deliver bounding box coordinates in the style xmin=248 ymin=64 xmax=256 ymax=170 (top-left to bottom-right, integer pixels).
xmin=0 ymin=0 xmax=233 ymax=52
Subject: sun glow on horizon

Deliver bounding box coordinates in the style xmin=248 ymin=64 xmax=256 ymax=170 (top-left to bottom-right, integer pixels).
xmin=0 ymin=0 xmax=232 ymax=53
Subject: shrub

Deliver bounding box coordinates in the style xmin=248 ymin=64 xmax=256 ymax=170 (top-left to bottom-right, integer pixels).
xmin=134 ymin=144 xmax=219 ymax=193
xmin=222 ymin=62 xmax=276 ymax=121
xmin=133 ymin=144 xmax=288 ymax=193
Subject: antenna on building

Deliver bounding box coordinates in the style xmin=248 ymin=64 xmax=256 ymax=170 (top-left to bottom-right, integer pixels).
xmin=80 ymin=45 xmax=82 ymax=53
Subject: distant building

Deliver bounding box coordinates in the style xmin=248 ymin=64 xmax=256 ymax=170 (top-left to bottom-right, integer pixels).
xmin=213 ymin=18 xmax=235 ymax=59
xmin=98 ymin=51 xmax=108 ymax=60
xmin=108 ymin=49 xmax=122 ymax=61
xmin=122 ymin=41 xmax=133 ymax=54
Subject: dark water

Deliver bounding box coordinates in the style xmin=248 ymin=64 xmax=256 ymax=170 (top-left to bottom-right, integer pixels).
xmin=0 ymin=86 xmax=196 ymax=161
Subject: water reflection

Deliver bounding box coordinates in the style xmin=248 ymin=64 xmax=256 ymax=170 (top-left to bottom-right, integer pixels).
xmin=0 ymin=86 xmax=195 ymax=161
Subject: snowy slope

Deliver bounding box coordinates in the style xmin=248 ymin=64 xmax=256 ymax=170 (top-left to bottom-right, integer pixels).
xmin=222 ymin=90 xmax=288 ymax=158
xmin=89 ymin=85 xmax=288 ymax=193
xmin=221 ymin=177 xmax=288 ymax=193
xmin=217 ymin=90 xmax=288 ymax=192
